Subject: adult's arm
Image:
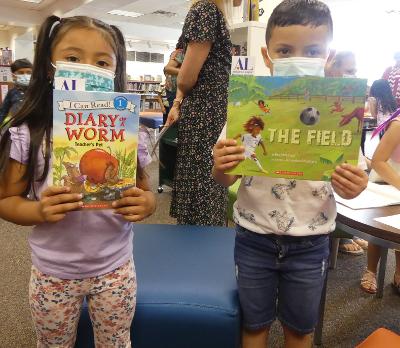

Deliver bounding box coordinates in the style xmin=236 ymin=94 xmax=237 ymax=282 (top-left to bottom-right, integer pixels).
xmin=177 ymin=41 xmax=212 ymax=95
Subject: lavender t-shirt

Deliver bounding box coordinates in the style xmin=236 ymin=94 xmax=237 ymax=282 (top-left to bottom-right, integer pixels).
xmin=9 ymin=124 xmax=146 ymax=279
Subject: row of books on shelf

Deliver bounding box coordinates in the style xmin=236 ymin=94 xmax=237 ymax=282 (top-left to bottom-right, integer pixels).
xmin=242 ymin=0 xmax=264 ymax=22
xmin=127 ymin=80 xmax=161 ymax=93
xmin=141 ymin=100 xmax=162 ymax=112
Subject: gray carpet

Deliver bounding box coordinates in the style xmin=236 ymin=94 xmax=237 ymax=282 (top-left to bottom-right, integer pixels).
xmin=0 ymin=161 xmax=399 ymax=348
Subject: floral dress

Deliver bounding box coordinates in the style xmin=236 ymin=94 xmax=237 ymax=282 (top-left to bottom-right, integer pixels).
xmin=170 ymin=0 xmax=232 ymax=225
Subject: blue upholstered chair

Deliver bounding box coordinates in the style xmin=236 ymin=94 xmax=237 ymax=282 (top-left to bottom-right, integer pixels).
xmin=75 ymin=224 xmax=241 ymax=348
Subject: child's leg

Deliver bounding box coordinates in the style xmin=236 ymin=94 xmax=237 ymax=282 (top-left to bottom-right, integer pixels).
xmin=277 ymin=234 xmax=329 ymax=347
xmin=243 ymin=327 xmax=269 ymax=348
xmin=251 ymin=156 xmax=268 ymax=174
xmin=282 ymin=326 xmax=312 ymax=348
xmin=29 ymin=265 xmax=85 ymax=348
xmin=87 ymin=259 xmax=136 ymax=347
xmin=234 ymin=226 xmax=279 ymax=348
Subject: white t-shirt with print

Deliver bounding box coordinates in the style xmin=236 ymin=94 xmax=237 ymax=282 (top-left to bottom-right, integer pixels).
xmin=233 ymin=176 xmax=337 ymax=236
xmin=242 ymin=133 xmax=262 ymax=158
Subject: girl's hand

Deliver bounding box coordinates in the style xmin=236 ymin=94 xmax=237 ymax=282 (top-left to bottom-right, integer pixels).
xmin=331 ymin=163 xmax=368 ymax=199
xmin=112 ymin=187 xmax=155 ymax=222
xmin=39 ymin=186 xmax=83 ymax=223
xmin=165 ymin=105 xmax=180 ymax=127
xmin=213 ymin=139 xmax=245 ymax=173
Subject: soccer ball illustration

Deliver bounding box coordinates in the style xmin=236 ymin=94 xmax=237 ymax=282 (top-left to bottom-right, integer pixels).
xmin=300 ymin=107 xmax=320 ymax=126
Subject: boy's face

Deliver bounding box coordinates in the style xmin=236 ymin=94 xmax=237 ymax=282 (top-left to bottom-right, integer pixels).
xmin=252 ymin=126 xmax=262 ymax=136
xmin=261 ymin=25 xmax=331 ymax=75
xmin=12 ymin=67 xmax=32 ymax=82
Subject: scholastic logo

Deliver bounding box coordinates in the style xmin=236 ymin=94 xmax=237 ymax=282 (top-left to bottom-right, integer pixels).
xmin=275 ymin=170 xmax=304 ymax=176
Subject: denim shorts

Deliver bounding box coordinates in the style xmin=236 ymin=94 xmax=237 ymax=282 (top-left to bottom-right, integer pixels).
xmin=234 ymin=225 xmax=329 ymax=335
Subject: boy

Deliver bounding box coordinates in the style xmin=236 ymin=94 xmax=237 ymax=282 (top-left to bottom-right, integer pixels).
xmin=0 ymin=58 xmax=32 ymax=124
xmin=212 ymin=1 xmax=368 ymax=347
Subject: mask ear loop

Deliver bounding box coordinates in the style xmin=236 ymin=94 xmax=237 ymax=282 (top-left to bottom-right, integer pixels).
xmin=48 ymin=20 xmax=61 ymax=38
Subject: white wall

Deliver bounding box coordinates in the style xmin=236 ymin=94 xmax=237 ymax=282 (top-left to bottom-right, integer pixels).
xmin=126 ymin=42 xmax=174 ymax=82
xmin=0 ymin=31 xmax=10 ymax=48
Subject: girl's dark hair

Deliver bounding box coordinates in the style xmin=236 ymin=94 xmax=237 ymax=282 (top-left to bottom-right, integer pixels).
xmin=244 ymin=116 xmax=265 ymax=132
xmin=0 ymin=16 xmax=127 ymax=198
xmin=266 ymin=0 xmax=333 ymax=44
xmin=176 ymin=35 xmax=184 ymax=50
xmin=370 ymin=79 xmax=397 ymax=115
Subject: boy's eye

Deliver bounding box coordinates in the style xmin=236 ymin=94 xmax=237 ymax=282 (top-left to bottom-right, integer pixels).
xmin=277 ymin=48 xmax=291 ymax=56
xmin=307 ymin=49 xmax=321 ymax=57
xmin=66 ymin=56 xmax=79 ymax=63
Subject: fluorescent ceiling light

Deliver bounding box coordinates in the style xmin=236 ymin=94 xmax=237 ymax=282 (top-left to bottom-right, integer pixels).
xmin=108 ymin=10 xmax=144 ymax=18
xmin=21 ymin=0 xmax=43 ymax=3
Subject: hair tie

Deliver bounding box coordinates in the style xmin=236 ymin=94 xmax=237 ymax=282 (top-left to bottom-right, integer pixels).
xmin=49 ymin=20 xmax=61 ymax=38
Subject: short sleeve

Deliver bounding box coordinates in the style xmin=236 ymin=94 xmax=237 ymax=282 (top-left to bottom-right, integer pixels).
xmin=184 ymin=1 xmax=219 ymax=43
xmin=9 ymin=124 xmax=30 ymax=164
xmin=137 ymin=127 xmax=152 ymax=168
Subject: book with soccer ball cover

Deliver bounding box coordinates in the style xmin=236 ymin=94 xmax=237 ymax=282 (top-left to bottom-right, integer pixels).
xmin=226 ymin=76 xmax=368 ymax=181
xmin=52 ymin=90 xmax=140 ymax=209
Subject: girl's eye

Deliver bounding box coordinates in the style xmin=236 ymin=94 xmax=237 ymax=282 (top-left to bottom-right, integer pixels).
xmin=66 ymin=56 xmax=79 ymax=62
xmin=97 ymin=61 xmax=109 ymax=67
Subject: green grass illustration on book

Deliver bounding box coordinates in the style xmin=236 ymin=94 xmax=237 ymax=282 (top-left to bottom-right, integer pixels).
xmin=226 ymin=75 xmax=368 ymax=181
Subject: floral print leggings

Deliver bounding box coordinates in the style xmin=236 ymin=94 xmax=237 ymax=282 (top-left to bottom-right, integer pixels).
xmin=29 ymin=259 xmax=136 ymax=348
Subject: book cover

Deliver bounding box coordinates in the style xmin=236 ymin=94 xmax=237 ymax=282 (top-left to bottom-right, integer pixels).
xmin=52 ymin=90 xmax=140 ymax=209
xmin=226 ymin=76 xmax=368 ymax=181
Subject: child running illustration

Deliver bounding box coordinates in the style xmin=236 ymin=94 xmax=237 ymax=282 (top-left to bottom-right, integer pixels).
xmin=234 ymin=116 xmax=269 ymax=175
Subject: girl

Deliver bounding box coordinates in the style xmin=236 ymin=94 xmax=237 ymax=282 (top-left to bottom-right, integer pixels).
xmin=0 ymin=16 xmax=156 ymax=347
xmin=361 ymin=107 xmax=400 ymax=294
xmin=368 ymin=79 xmax=397 ymax=137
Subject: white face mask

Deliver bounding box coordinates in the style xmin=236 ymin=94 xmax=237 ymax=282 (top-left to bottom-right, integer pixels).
xmin=342 ymin=73 xmax=356 ymax=78
xmin=15 ymin=74 xmax=31 ymax=86
xmin=271 ymin=56 xmax=326 ymax=77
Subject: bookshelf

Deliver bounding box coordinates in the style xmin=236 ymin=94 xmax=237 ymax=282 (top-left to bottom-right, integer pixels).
xmin=230 ymin=21 xmax=269 ymax=76
xmin=127 ymin=80 xmax=164 ymax=113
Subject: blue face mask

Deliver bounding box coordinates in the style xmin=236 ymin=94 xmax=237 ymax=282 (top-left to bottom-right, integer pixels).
xmin=53 ymin=61 xmax=115 ymax=92
xmin=271 ymin=56 xmax=326 ymax=77
xmin=15 ymin=74 xmax=31 ymax=86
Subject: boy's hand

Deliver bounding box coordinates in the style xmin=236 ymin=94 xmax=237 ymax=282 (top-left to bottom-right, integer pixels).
xmin=331 ymin=163 xmax=368 ymax=199
xmin=39 ymin=186 xmax=83 ymax=223
xmin=213 ymin=139 xmax=245 ymax=173
xmin=112 ymin=187 xmax=155 ymax=222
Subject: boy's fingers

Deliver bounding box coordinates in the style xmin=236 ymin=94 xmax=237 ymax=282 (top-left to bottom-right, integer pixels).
xmin=114 ymin=206 xmax=144 ymax=216
xmin=215 ymin=139 xmax=237 ymax=149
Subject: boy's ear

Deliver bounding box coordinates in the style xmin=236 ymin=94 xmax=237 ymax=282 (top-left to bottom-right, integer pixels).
xmin=261 ymin=47 xmax=273 ymax=74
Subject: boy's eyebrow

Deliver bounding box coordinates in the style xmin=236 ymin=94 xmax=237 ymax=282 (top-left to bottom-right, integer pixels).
xmin=274 ymin=43 xmax=294 ymax=48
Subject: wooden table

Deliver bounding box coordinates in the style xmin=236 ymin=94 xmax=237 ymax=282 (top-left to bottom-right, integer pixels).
xmin=315 ymin=203 xmax=400 ymax=345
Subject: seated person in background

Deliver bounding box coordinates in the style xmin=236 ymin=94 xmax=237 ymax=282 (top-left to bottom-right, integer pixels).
xmin=382 ymin=51 xmax=400 ymax=108
xmin=326 ymin=51 xmax=368 ymax=254
xmin=0 ymin=58 xmax=32 ymax=125
xmin=368 ymin=79 xmax=397 ymax=138
xmin=325 ymin=51 xmax=357 ymax=77
xmin=361 ymin=108 xmax=400 ymax=294
xmin=163 ymin=36 xmax=184 ymax=124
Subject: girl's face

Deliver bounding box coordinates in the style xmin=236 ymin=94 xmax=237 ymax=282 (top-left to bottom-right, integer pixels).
xmin=51 ymin=27 xmax=117 ymax=73
xmin=251 ymin=126 xmax=262 ymax=136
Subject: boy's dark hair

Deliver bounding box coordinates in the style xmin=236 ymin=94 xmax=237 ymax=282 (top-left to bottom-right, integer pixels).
xmin=244 ymin=116 xmax=265 ymax=132
xmin=370 ymin=79 xmax=397 ymax=115
xmin=0 ymin=16 xmax=127 ymax=198
xmin=11 ymin=58 xmax=33 ymax=73
xmin=266 ymin=0 xmax=333 ymax=44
